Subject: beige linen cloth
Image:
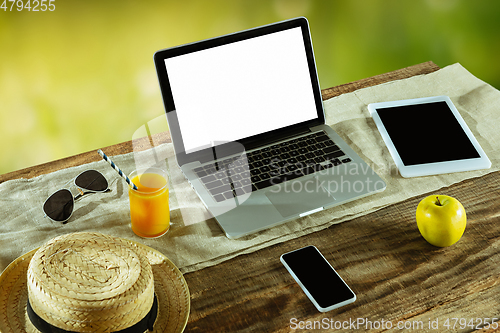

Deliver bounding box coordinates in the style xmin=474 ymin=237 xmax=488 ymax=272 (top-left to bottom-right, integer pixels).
xmin=1 ymin=63 xmax=499 ymax=274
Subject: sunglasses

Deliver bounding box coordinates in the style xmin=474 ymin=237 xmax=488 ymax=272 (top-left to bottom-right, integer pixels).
xmin=43 ymin=170 xmax=109 ymax=223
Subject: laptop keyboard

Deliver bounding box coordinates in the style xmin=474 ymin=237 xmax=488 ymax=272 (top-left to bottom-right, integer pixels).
xmin=193 ymin=131 xmax=352 ymax=202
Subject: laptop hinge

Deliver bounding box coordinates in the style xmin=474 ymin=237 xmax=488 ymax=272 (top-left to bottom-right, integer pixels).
xmin=243 ymin=127 xmax=312 ymax=152
xmin=269 ymin=127 xmax=312 ymax=144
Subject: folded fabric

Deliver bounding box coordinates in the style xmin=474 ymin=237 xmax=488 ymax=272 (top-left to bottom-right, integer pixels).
xmin=1 ymin=63 xmax=498 ymax=274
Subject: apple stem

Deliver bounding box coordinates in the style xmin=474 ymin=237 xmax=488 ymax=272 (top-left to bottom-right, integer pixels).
xmin=436 ymin=196 xmax=442 ymax=206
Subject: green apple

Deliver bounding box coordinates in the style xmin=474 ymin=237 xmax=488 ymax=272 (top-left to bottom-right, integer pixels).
xmin=416 ymin=195 xmax=467 ymax=247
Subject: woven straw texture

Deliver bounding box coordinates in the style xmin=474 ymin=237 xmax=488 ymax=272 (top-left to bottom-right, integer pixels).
xmin=0 ymin=233 xmax=190 ymax=333
xmin=27 ymin=232 xmax=154 ymax=332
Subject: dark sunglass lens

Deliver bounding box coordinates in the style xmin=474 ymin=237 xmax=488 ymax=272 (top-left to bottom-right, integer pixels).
xmin=44 ymin=189 xmax=74 ymax=222
xmin=75 ymin=170 xmax=108 ymax=192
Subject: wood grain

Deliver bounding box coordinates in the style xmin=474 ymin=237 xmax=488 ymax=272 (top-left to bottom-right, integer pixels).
xmin=320 ymin=61 xmax=440 ymax=100
xmin=4 ymin=61 xmax=497 ymax=332
xmin=184 ymin=168 xmax=500 ymax=333
xmin=180 ymin=61 xmax=500 ymax=333
xmin=0 ymin=132 xmax=171 ymax=184
xmin=0 ymin=61 xmax=438 ymax=184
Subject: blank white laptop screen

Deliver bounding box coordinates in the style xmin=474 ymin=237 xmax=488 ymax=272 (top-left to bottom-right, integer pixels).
xmin=164 ymin=27 xmax=318 ymax=154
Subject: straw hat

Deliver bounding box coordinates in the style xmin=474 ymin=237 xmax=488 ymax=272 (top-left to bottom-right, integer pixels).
xmin=0 ymin=232 xmax=190 ymax=333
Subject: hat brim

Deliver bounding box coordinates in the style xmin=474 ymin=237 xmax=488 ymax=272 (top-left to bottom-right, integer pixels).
xmin=0 ymin=239 xmax=190 ymax=333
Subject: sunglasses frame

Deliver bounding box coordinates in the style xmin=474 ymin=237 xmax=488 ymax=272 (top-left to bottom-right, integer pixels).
xmin=42 ymin=169 xmax=109 ymax=223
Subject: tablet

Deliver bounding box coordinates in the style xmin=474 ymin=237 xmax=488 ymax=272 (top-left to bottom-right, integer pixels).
xmin=368 ymin=96 xmax=491 ymax=178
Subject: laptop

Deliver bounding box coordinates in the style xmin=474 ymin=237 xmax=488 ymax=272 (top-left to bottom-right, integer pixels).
xmin=154 ymin=17 xmax=386 ymax=239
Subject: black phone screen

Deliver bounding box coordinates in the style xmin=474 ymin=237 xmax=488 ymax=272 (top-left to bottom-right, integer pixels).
xmin=281 ymin=246 xmax=354 ymax=309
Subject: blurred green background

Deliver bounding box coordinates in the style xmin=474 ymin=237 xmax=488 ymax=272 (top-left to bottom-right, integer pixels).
xmin=1 ymin=0 xmax=499 ymax=175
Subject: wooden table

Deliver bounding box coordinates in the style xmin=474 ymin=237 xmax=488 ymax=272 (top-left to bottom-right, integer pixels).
xmin=2 ymin=61 xmax=499 ymax=332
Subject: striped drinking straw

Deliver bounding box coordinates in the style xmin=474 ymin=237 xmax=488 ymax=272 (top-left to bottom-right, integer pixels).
xmin=97 ymin=149 xmax=138 ymax=190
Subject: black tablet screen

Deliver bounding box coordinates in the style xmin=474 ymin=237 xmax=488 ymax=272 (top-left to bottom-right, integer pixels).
xmin=376 ymin=101 xmax=480 ymax=166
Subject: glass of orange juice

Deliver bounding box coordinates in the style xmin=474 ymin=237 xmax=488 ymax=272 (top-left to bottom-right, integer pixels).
xmin=128 ymin=167 xmax=170 ymax=238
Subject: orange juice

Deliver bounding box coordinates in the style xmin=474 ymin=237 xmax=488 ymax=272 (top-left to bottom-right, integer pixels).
xmin=128 ymin=169 xmax=170 ymax=238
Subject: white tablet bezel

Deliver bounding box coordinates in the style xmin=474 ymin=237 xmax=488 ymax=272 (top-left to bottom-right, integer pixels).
xmin=368 ymin=96 xmax=491 ymax=178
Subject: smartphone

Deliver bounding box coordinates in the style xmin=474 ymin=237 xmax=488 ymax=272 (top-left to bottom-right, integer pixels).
xmin=280 ymin=245 xmax=356 ymax=312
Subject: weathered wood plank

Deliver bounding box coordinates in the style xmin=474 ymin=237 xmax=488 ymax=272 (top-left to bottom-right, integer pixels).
xmin=0 ymin=62 xmax=439 ymax=184
xmin=184 ymin=171 xmax=500 ymax=332
xmin=321 ymin=61 xmax=440 ymax=100
xmin=8 ymin=61 xmax=497 ymax=333
xmin=0 ymin=132 xmax=171 ymax=184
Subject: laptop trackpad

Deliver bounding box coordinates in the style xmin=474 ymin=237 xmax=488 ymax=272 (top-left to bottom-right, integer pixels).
xmin=265 ymin=178 xmax=333 ymax=218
